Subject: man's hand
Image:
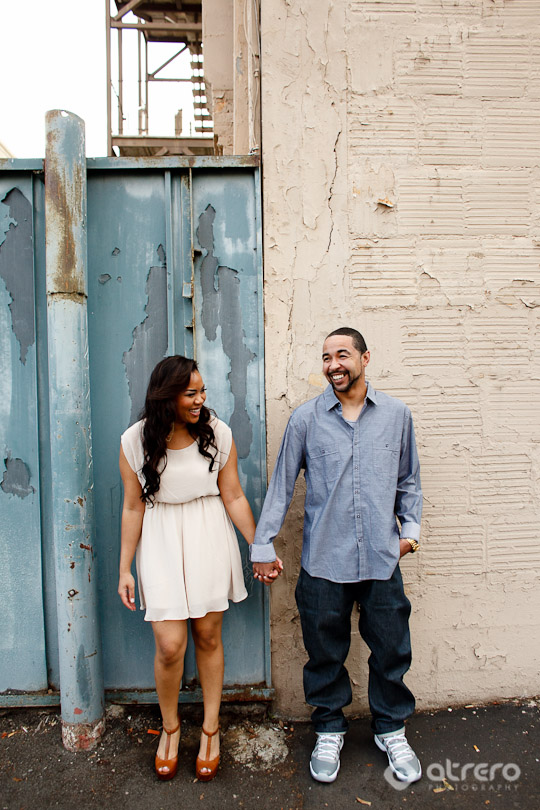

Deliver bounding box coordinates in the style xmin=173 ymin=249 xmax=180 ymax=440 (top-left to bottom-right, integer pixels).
xmin=253 ymin=557 xmax=284 ymax=586
xmin=399 ymin=538 xmax=412 ymax=558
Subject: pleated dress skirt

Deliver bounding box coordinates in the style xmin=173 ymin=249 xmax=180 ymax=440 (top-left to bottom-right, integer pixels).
xmin=136 ymin=494 xmax=248 ymax=621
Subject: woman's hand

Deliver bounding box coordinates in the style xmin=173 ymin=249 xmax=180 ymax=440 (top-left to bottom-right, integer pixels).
xmin=253 ymin=557 xmax=283 ymax=586
xmin=118 ymin=571 xmax=136 ymax=610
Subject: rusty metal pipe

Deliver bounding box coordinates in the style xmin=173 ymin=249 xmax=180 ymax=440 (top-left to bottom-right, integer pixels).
xmin=44 ymin=110 xmax=105 ymax=751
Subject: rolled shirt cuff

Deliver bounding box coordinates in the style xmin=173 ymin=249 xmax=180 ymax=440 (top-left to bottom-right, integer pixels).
xmin=399 ymin=522 xmax=421 ymax=542
xmin=249 ymin=541 xmax=277 ymax=563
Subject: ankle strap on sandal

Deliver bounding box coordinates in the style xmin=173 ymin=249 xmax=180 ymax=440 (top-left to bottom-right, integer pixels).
xmin=201 ymin=725 xmax=220 ymax=738
xmin=163 ymin=718 xmax=181 ymax=735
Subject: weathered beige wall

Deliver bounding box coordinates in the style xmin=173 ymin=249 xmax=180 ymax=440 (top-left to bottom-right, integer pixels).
xmin=203 ymin=0 xmax=259 ymax=154
xmin=260 ymin=0 xmax=540 ymax=718
xmin=202 ymin=0 xmax=234 ymax=154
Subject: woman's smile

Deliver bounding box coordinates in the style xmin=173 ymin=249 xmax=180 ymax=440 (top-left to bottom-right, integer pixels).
xmin=175 ymin=371 xmax=206 ymax=424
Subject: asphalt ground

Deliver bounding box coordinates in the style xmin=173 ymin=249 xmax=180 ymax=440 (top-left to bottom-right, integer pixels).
xmin=1 ymin=699 xmax=539 ymax=809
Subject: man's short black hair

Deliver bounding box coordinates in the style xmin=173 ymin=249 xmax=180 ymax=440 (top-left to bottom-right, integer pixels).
xmin=325 ymin=327 xmax=368 ymax=355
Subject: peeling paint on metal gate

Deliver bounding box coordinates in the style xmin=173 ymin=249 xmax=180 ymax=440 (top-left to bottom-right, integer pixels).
xmin=0 ymin=174 xmax=47 ymax=694
xmin=1 ymin=154 xmax=269 ymax=704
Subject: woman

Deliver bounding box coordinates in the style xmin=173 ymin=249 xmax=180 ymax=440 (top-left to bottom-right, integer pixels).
xmin=118 ymin=355 xmax=280 ymax=781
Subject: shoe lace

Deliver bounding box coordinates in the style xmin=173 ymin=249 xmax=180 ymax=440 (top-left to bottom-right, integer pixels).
xmin=384 ymin=734 xmax=414 ymax=763
xmin=313 ymin=734 xmax=343 ymax=762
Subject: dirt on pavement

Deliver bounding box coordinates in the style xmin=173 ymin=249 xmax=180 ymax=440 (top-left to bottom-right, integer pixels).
xmin=1 ymin=699 xmax=539 ymax=809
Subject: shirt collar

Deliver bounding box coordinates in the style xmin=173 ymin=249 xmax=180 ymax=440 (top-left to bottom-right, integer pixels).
xmin=323 ymin=381 xmax=378 ymax=411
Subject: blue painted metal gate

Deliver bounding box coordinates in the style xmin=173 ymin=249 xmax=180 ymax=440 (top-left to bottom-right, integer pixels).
xmin=0 ymin=144 xmax=270 ymax=706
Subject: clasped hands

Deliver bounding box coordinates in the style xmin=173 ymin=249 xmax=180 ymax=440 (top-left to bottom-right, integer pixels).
xmin=253 ymin=556 xmax=284 ymax=586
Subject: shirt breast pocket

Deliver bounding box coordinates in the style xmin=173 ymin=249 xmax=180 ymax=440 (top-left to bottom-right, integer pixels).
xmin=309 ymin=444 xmax=341 ymax=483
xmin=373 ymin=441 xmax=400 ymax=485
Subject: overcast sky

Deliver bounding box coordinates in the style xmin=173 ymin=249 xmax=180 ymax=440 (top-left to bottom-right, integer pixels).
xmin=1 ymin=0 xmax=195 ymax=158
xmin=1 ymin=1 xmax=106 ymax=157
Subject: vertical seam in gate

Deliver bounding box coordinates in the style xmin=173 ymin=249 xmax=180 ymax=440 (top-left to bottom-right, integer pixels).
xmin=189 ymin=167 xmax=196 ymax=359
xmin=164 ymin=170 xmax=176 ymax=356
xmin=254 ymin=166 xmax=272 ymax=688
xmin=181 ymin=171 xmax=194 ymax=357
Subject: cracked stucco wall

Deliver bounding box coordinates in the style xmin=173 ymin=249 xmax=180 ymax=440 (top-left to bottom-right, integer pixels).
xmin=260 ymin=0 xmax=540 ymax=717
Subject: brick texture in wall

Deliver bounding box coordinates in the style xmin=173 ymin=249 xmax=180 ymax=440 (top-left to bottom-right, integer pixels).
xmin=345 ymin=0 xmax=540 ymax=583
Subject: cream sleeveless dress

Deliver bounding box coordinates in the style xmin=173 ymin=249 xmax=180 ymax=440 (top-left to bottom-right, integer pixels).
xmin=121 ymin=417 xmax=248 ymax=621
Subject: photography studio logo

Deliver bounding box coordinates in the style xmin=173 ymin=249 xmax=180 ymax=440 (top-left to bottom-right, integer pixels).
xmin=384 ymin=760 xmax=521 ymax=792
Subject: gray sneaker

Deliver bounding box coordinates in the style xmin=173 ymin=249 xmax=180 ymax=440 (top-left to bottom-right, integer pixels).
xmin=374 ymin=727 xmax=422 ymax=783
xmin=310 ymin=732 xmax=345 ymax=783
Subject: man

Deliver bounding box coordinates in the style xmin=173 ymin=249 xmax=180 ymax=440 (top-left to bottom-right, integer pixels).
xmin=251 ymin=327 xmax=422 ymax=785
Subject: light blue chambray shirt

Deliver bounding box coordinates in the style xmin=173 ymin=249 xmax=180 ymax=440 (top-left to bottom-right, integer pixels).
xmin=251 ymin=382 xmax=422 ymax=583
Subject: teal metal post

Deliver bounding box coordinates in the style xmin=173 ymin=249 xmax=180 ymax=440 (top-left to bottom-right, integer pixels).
xmin=45 ymin=110 xmax=104 ymax=750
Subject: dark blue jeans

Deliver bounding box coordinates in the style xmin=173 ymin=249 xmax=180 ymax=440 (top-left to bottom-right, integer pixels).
xmin=295 ymin=565 xmax=415 ymax=735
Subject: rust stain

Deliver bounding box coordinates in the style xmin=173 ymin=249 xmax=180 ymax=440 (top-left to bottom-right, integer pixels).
xmin=45 ymin=115 xmax=85 ymax=295
xmin=182 ymin=682 xmax=272 ymax=703
xmin=79 ymin=543 xmax=92 ymax=552
xmin=221 ymin=691 xmax=270 ymax=703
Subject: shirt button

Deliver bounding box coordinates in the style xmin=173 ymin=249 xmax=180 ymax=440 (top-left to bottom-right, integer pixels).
xmin=356 ymin=514 xmax=360 ymax=518
xmin=354 ymin=490 xmax=359 ymax=494
xmin=354 ymin=465 xmax=358 ymax=470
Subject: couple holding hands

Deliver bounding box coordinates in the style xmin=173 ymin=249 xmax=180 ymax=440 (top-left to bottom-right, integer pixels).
xmin=118 ymin=327 xmax=423 ymax=786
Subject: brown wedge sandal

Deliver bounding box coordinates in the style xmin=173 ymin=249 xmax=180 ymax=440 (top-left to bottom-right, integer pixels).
xmin=155 ymin=717 xmax=181 ymax=781
xmin=195 ymin=726 xmax=220 ymax=781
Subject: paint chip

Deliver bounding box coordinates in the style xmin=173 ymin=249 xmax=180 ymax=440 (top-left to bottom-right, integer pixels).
xmin=1 ymin=455 xmax=34 ymax=499
xmin=0 ymin=189 xmax=35 ymax=364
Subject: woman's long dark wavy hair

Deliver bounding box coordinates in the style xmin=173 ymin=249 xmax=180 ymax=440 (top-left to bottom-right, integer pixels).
xmin=140 ymin=355 xmax=217 ymax=504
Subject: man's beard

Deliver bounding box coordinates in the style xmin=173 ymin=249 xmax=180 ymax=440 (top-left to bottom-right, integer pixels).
xmin=330 ymin=371 xmax=361 ymax=393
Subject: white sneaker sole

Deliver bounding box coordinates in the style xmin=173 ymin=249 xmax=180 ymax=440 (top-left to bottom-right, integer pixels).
xmin=310 ymin=760 xmax=340 ymax=783
xmin=374 ymin=735 xmax=422 ymax=783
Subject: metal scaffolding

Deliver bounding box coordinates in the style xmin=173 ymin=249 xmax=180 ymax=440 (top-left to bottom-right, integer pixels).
xmin=106 ymin=0 xmax=214 ymax=156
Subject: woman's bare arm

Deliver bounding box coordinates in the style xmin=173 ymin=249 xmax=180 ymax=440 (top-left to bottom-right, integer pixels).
xmin=217 ymin=439 xmax=256 ymax=544
xmin=218 ymin=440 xmax=283 ymax=581
xmin=118 ymin=446 xmax=145 ymax=610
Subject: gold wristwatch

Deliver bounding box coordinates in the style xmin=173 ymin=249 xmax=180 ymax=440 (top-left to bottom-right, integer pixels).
xmin=402 ymin=537 xmax=420 ymax=553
